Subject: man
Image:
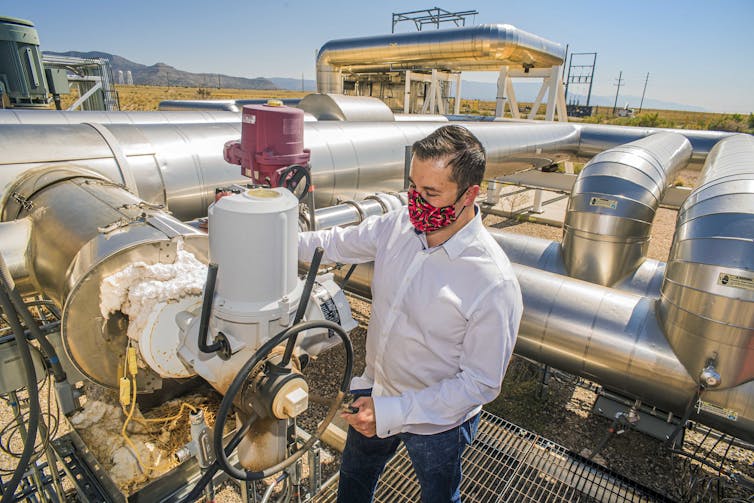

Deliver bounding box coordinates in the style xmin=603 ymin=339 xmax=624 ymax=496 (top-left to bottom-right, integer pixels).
xmin=299 ymin=125 xmax=522 ymax=502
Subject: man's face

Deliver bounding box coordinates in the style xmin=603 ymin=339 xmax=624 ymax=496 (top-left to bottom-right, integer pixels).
xmin=408 ymin=156 xmax=465 ymax=209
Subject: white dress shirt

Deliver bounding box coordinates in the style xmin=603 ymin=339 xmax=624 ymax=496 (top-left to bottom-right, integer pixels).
xmin=299 ymin=207 xmax=522 ymax=437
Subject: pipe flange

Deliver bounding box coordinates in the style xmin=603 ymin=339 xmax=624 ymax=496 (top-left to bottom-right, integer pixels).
xmin=340 ymin=200 xmax=367 ymax=223
xmin=0 ymin=165 xmax=109 ymax=221
xmin=363 ymin=194 xmax=389 ymax=214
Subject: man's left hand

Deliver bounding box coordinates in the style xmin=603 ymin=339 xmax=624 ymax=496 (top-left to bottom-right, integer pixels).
xmin=341 ymin=396 xmax=377 ymax=437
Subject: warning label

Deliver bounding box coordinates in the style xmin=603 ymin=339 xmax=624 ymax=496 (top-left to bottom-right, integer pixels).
xmin=717 ymin=272 xmax=754 ymax=291
xmin=589 ymin=197 xmax=617 ymax=209
xmin=697 ymin=400 xmax=738 ymax=421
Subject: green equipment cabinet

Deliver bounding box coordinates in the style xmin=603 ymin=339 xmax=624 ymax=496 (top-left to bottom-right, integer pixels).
xmin=0 ymin=16 xmax=49 ymax=107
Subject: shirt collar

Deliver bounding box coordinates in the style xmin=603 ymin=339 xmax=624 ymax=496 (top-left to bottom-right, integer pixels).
xmin=441 ymin=205 xmax=483 ymax=260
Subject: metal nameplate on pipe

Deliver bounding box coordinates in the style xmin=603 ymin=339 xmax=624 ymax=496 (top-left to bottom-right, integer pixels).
xmin=589 ymin=196 xmax=617 ymax=209
xmin=717 ymin=272 xmax=754 ymax=291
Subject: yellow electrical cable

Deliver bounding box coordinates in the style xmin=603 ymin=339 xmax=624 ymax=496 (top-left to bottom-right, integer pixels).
xmin=120 ymin=341 xmax=150 ymax=476
xmin=118 ymin=341 xmax=198 ymax=478
xmin=121 ymin=374 xmax=150 ymax=476
xmin=139 ymin=402 xmax=198 ymax=424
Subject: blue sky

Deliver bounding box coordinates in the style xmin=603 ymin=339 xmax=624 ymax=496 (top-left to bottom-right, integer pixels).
xmin=4 ymin=0 xmax=753 ymax=113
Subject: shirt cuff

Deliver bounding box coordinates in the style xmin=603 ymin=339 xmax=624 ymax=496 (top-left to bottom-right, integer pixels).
xmin=350 ymin=373 xmax=374 ymax=392
xmin=373 ymin=395 xmax=404 ymax=438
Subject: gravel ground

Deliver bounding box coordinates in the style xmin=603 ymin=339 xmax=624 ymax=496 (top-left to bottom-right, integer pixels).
xmin=1 ymin=169 xmax=752 ymax=502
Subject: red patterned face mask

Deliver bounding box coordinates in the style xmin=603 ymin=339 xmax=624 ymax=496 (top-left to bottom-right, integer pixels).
xmin=408 ymin=188 xmax=467 ymax=233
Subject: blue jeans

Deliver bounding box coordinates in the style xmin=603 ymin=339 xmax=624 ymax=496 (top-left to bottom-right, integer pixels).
xmin=337 ymin=414 xmax=480 ymax=503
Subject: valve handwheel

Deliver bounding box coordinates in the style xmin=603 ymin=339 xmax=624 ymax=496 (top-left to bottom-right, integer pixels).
xmin=213 ymin=319 xmax=353 ymax=481
xmin=277 ymin=164 xmax=311 ymax=201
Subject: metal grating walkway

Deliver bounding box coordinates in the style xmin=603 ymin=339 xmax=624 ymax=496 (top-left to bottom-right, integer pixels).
xmin=313 ymin=410 xmax=674 ymax=502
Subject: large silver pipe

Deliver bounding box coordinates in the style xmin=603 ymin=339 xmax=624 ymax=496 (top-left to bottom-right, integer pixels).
xmin=575 ymin=123 xmax=733 ymax=167
xmin=495 ymin=118 xmax=734 ymax=166
xmin=0 ymin=109 xmax=241 ymax=124
xmin=306 ymin=121 xmax=579 ymax=207
xmin=158 ymin=98 xmax=302 ymax=112
xmin=317 ymin=24 xmax=565 ymax=93
xmin=0 ymin=119 xmax=734 ymax=228
xmin=513 ymin=264 xmax=754 ymax=442
xmin=0 ymin=122 xmax=247 ymax=222
xmin=659 ymin=134 xmax=754 ymax=390
xmin=562 ymin=132 xmax=692 ymax=286
xmin=0 ymin=121 xmax=577 ymax=222
xmin=297 ymin=94 xmax=395 ymax=122
xmin=488 ymin=231 xmax=667 ymax=299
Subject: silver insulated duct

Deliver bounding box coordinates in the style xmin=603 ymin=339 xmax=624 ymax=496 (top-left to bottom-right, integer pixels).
xmin=562 ymin=132 xmax=692 ymax=286
xmin=659 ymin=134 xmax=754 ymax=390
xmin=316 ymin=24 xmax=565 ymax=94
xmin=0 ymin=109 xmax=241 ymax=125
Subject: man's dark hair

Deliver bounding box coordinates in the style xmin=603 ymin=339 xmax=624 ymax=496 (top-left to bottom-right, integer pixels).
xmin=411 ymin=125 xmax=486 ymax=191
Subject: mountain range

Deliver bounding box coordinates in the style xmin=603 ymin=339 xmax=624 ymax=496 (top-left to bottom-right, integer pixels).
xmin=45 ymin=51 xmax=277 ymax=90
xmin=45 ymin=51 xmax=705 ymax=112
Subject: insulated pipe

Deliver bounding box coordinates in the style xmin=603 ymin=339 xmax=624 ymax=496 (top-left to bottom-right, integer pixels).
xmin=494 ymin=118 xmax=734 ymax=166
xmin=0 ymin=120 xmax=732 ymax=229
xmin=659 ymin=134 xmax=754 ymax=390
xmin=304 ymin=121 xmax=579 ymax=207
xmin=0 ymin=122 xmax=248 ymax=222
xmin=575 ymin=123 xmax=732 ymax=167
xmin=297 ymin=94 xmax=395 ymax=122
xmin=317 ymin=24 xmax=565 ymax=94
xmin=0 ymin=109 xmax=241 ymax=125
xmin=0 ymin=120 xmax=582 ymax=221
xmin=488 ymin=231 xmax=667 ymax=299
xmin=513 ymin=264 xmax=754 ymax=443
xmin=562 ymin=133 xmax=692 ymax=286
xmin=159 ymin=99 xmax=303 ymax=113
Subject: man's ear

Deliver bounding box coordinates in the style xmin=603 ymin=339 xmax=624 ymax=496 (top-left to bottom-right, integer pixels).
xmin=463 ymin=185 xmax=481 ymax=206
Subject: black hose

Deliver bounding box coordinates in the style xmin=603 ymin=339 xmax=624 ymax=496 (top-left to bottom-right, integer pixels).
xmin=214 ymin=319 xmax=353 ymax=481
xmin=281 ymin=247 xmax=323 ymax=366
xmin=197 ymin=263 xmax=226 ymax=355
xmin=5 ymin=290 xmax=66 ymax=383
xmin=0 ymin=287 xmax=40 ymax=503
xmin=340 ymin=264 xmax=358 ymax=291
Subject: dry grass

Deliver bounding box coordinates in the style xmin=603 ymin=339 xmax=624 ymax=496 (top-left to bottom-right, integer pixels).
xmin=58 ymin=84 xmax=751 ymax=135
xmin=58 ymin=85 xmax=309 ymax=111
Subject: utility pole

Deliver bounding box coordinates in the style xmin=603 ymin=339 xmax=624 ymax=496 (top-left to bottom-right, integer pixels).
xmin=638 ymin=72 xmax=650 ymax=113
xmin=612 ymin=70 xmax=624 ymax=116
xmin=301 ymin=72 xmax=304 ymax=92
xmin=218 ymin=74 xmax=221 ymax=89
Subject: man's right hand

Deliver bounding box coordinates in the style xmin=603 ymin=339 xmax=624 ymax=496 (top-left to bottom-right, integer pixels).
xmin=341 ymin=396 xmax=377 ymax=437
